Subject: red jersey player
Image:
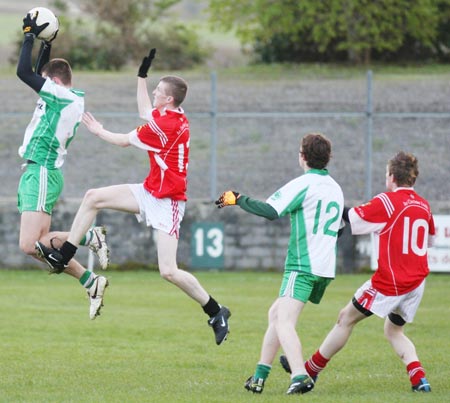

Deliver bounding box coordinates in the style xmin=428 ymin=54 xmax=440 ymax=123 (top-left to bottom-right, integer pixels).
xmin=136 ymin=108 xmax=189 ymax=202
xmin=36 ymin=49 xmax=231 ymax=345
xmin=281 ymin=151 xmax=434 ymax=393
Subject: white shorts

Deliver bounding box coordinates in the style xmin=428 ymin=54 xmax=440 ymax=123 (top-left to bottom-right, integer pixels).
xmin=353 ymin=279 xmax=425 ymax=323
xmin=128 ymin=184 xmax=185 ymax=239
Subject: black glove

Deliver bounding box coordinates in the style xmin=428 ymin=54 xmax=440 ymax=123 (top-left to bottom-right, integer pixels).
xmin=215 ymin=191 xmax=240 ymax=208
xmin=138 ymin=48 xmax=156 ymax=78
xmin=23 ymin=12 xmax=49 ymax=38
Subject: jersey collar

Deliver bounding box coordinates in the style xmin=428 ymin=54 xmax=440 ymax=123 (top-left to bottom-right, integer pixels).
xmin=394 ymin=186 xmax=414 ymax=192
xmin=306 ymin=168 xmax=329 ymax=176
xmin=163 ymin=106 xmax=185 ymax=115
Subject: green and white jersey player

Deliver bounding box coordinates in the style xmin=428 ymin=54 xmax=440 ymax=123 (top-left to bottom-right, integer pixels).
xmin=17 ymin=20 xmax=84 ymax=222
xmin=215 ymin=132 xmax=344 ymax=395
xmin=18 ymin=74 xmax=84 ymax=170
xmin=16 ymin=12 xmax=109 ymax=320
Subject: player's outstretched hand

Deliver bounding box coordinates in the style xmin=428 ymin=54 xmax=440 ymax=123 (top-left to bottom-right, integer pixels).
xmin=23 ymin=12 xmax=49 ymax=38
xmin=215 ymin=191 xmax=240 ymax=208
xmin=138 ymin=48 xmax=156 ymax=78
xmin=82 ymin=112 xmax=103 ymax=136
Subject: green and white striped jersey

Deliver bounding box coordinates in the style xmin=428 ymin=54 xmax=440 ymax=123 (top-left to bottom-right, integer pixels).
xmin=19 ymin=78 xmax=84 ymax=169
xmin=267 ymin=169 xmax=344 ymax=278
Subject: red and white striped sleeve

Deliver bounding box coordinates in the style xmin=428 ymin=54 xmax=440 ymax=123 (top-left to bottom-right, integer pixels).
xmin=349 ymin=193 xmax=390 ymax=235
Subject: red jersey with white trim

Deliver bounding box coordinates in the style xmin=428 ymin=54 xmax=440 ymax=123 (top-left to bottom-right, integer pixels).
xmin=134 ymin=108 xmax=189 ymax=201
xmin=349 ymin=188 xmax=435 ymax=296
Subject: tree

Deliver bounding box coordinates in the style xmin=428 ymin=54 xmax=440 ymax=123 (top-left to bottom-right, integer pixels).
xmin=13 ymin=0 xmax=209 ymax=70
xmin=207 ymin=0 xmax=444 ymax=64
xmin=79 ymin=0 xmax=180 ymax=60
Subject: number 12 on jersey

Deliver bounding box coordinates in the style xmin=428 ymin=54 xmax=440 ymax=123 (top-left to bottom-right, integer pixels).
xmin=312 ymin=200 xmax=341 ymax=237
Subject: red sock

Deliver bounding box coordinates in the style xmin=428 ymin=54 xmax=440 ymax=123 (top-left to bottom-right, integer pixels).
xmin=407 ymin=361 xmax=426 ymax=386
xmin=305 ymin=350 xmax=329 ymax=378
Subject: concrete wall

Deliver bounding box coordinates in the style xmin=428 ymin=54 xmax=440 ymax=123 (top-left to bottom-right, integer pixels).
xmin=0 ymin=197 xmax=366 ymax=272
xmin=3 ymin=198 xmax=449 ymax=272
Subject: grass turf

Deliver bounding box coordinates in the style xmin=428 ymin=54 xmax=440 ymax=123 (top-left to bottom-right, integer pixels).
xmin=0 ymin=270 xmax=448 ymax=402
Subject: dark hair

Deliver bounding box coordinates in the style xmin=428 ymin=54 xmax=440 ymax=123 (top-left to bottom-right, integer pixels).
xmin=41 ymin=58 xmax=72 ymax=86
xmin=388 ymin=151 xmax=419 ymax=186
xmin=160 ymin=75 xmax=188 ymax=107
xmin=301 ymin=133 xmax=331 ymax=169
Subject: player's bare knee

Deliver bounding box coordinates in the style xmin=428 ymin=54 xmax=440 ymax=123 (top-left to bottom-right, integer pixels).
xmin=160 ymin=271 xmax=172 ymax=282
xmin=268 ymin=310 xmax=277 ymax=325
xmin=83 ymin=188 xmax=102 ymax=209
xmin=336 ymin=308 xmax=347 ymax=325
xmin=267 ymin=302 xmax=278 ymax=323
xmin=384 ymin=313 xmax=405 ymax=341
xmin=19 ymin=241 xmax=38 ymax=257
xmin=384 ymin=327 xmax=395 ymax=343
xmin=159 ymin=267 xmax=176 ymax=282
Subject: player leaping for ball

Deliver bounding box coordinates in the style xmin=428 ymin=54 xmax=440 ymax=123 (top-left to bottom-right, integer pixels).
xmin=36 ymin=48 xmax=231 ymax=346
xmin=17 ymin=11 xmax=109 ymax=320
xmin=280 ymin=151 xmax=434 ymax=393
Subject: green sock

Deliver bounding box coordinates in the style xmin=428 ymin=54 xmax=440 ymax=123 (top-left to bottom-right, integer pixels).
xmin=79 ymin=234 xmax=88 ymax=246
xmin=255 ymin=363 xmax=271 ymax=380
xmin=79 ymin=228 xmax=94 ymax=246
xmin=79 ymin=270 xmax=96 ymax=288
xmin=292 ymin=374 xmax=309 ymax=382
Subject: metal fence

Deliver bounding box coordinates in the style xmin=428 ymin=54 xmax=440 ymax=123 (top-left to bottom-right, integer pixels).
xmin=2 ymin=70 xmax=450 ymax=271
xmin=193 ymin=70 xmax=450 ymax=206
xmin=2 ymin=70 xmax=450 ymax=208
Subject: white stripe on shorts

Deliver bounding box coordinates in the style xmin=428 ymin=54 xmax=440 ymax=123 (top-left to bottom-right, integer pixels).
xmin=38 ymin=166 xmax=48 ymax=211
xmin=282 ymin=271 xmax=297 ymax=298
xmin=354 ymin=279 xmax=425 ymax=323
xmin=128 ymin=183 xmax=185 ymax=238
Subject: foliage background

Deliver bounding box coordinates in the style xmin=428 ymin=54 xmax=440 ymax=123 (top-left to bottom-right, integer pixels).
xmin=208 ymin=0 xmax=450 ymax=64
xmin=4 ymin=0 xmax=450 ymax=70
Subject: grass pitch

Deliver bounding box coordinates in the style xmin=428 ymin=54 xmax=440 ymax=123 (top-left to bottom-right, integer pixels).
xmin=0 ymin=270 xmax=448 ymax=402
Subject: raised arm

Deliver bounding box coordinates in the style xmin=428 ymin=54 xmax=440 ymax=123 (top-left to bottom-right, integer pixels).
xmin=35 ymin=41 xmax=51 ymax=75
xmin=137 ymin=48 xmax=156 ymax=121
xmin=82 ymin=112 xmax=131 ymax=147
xmin=17 ymin=34 xmax=45 ymax=92
xmin=17 ymin=13 xmax=58 ymax=93
xmin=137 ymin=78 xmax=153 ymax=121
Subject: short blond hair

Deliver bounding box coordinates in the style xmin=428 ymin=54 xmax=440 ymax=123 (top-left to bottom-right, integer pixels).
xmin=160 ymin=76 xmax=188 ymax=107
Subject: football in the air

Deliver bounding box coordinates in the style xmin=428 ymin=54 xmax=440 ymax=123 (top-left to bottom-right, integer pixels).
xmin=27 ymin=7 xmax=59 ymax=41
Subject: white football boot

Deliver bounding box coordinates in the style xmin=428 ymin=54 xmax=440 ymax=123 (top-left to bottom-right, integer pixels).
xmin=87 ymin=275 xmax=109 ymax=320
xmin=89 ymin=226 xmax=110 ymax=270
